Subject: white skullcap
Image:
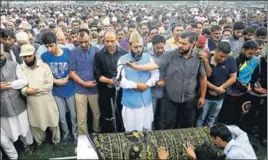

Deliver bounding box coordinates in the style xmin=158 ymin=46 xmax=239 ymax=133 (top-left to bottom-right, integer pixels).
xmin=147 ymin=16 xmax=153 ymax=20
xmin=1 ymin=23 xmax=5 ymax=29
xmin=1 ymin=15 xmax=6 ymax=20
xmin=16 ymin=32 xmax=29 ymax=41
xmin=111 ymin=17 xmax=117 ymax=22
xmin=102 ymin=18 xmax=110 ymax=26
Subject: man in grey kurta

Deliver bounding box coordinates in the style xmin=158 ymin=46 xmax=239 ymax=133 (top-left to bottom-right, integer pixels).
xmin=224 ymin=21 xmax=245 ymax=58
xmin=0 ymin=48 xmax=33 ymax=159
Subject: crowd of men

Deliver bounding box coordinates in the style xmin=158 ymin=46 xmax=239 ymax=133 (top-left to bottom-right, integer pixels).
xmin=0 ymin=1 xmax=267 ymax=159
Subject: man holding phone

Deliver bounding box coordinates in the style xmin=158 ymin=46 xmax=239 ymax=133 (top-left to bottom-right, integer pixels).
xmin=69 ymin=28 xmax=101 ymax=135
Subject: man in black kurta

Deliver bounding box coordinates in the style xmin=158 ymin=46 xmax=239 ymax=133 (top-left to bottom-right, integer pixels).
xmin=94 ymin=31 xmax=128 ymax=132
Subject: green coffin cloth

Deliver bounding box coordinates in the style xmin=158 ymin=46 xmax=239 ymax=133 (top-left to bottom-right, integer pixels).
xmin=91 ymin=127 xmax=224 ymax=159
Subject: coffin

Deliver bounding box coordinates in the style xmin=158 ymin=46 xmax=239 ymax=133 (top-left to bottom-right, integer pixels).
xmin=91 ymin=127 xmax=224 ymax=159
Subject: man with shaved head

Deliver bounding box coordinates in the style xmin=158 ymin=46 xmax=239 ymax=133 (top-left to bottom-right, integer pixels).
xmin=94 ymin=30 xmax=128 ymax=132
xmin=56 ymin=31 xmax=66 ymax=47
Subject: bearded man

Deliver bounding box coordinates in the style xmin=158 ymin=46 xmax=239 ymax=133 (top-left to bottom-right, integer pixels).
xmin=127 ymin=31 xmax=207 ymax=129
xmin=117 ymin=31 xmax=159 ymax=132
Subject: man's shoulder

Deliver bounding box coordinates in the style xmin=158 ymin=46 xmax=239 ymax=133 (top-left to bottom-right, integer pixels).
xmin=119 ymin=52 xmax=130 ymax=59
xmin=250 ymin=56 xmax=259 ymax=64
xmin=226 ymin=56 xmax=236 ymax=63
xmin=95 ymin=46 xmax=109 ymax=55
xmin=62 ymin=47 xmax=70 ymax=53
xmin=39 ymin=60 xmax=51 ymax=69
xmin=6 ymin=59 xmax=18 ymax=67
xmin=226 ymin=149 xmax=245 ymax=159
xmin=70 ymin=46 xmax=80 ymax=53
xmin=223 ymin=36 xmax=233 ymax=41
xmin=118 ymin=46 xmax=128 ymax=54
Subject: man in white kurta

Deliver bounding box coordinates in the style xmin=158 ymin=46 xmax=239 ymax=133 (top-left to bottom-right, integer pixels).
xmin=19 ymin=44 xmax=60 ymax=146
xmin=0 ymin=47 xmax=33 ymax=159
xmin=117 ymin=31 xmax=159 ymax=132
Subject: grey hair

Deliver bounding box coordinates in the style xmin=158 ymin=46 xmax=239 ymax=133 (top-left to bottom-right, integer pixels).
xmin=179 ymin=31 xmax=199 ymax=44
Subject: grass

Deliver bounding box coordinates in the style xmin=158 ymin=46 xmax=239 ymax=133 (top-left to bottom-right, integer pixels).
xmin=15 ymin=139 xmax=76 ymax=159
xmin=19 ymin=142 xmax=76 ymax=159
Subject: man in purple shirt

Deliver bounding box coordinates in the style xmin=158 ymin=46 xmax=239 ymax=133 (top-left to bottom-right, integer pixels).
xmin=69 ymin=28 xmax=100 ymax=135
xmin=119 ymin=23 xmax=137 ymax=50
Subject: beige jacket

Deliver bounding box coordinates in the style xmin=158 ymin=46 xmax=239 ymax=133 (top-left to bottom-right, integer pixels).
xmin=21 ymin=60 xmax=59 ymax=131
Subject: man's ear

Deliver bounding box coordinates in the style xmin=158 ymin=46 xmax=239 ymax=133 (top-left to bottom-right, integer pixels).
xmin=215 ymin=136 xmax=223 ymax=143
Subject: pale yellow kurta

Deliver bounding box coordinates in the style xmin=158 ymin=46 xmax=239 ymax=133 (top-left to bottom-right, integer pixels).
xmin=21 ymin=60 xmax=59 ymax=131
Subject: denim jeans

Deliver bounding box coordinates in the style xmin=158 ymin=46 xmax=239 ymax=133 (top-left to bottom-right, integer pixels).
xmin=196 ymin=99 xmax=224 ymax=127
xmin=54 ymin=96 xmax=78 ymax=141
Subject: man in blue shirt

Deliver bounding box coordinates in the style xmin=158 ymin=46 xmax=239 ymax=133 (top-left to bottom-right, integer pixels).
xmin=41 ymin=31 xmax=77 ymax=144
xmin=218 ymin=40 xmax=260 ymax=125
xmin=148 ymin=35 xmax=167 ymax=130
xmin=204 ymin=25 xmax=222 ymax=54
xmin=196 ymin=40 xmax=237 ymax=127
xmin=69 ymin=28 xmax=100 ymax=135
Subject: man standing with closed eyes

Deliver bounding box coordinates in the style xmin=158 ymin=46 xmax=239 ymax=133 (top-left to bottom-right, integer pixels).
xmin=94 ymin=30 xmax=128 ymax=133
xmin=69 ymin=28 xmax=101 ymax=135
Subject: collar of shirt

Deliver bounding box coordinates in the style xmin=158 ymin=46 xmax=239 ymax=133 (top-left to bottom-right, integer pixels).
xmin=149 ymin=50 xmax=156 ymax=57
xmin=78 ymin=45 xmax=94 ymax=54
xmin=103 ymin=45 xmax=121 ymax=54
xmin=224 ymin=139 xmax=236 ymax=155
xmin=149 ymin=49 xmax=162 ymax=58
xmin=24 ymin=59 xmax=41 ymax=69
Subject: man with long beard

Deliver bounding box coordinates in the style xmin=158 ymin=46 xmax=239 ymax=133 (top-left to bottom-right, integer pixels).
xmin=20 ymin=44 xmax=60 ymax=146
xmin=127 ymin=31 xmax=207 ymax=129
xmin=117 ymin=31 xmax=159 ymax=132
xmin=224 ymin=21 xmax=246 ymax=57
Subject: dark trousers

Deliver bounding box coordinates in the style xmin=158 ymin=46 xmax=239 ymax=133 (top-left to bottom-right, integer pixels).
xmin=218 ymin=93 xmax=250 ymax=125
xmin=259 ymin=97 xmax=267 ymax=139
xmin=242 ymin=93 xmax=267 ymax=138
xmin=159 ymin=97 xmax=196 ymax=130
xmin=98 ymin=87 xmax=123 ymax=133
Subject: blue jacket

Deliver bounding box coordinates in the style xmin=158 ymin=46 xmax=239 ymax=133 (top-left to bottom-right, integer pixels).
xmin=120 ymin=53 xmax=152 ymax=109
